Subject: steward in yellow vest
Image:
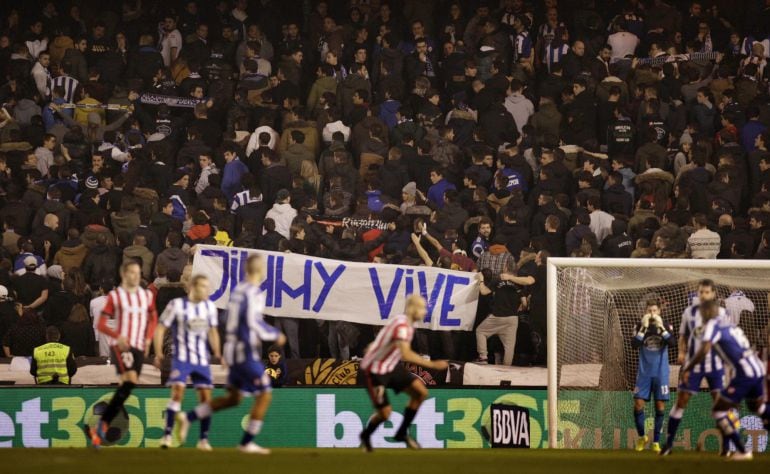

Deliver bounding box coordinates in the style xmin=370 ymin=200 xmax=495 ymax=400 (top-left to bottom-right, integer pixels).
xmin=30 ymin=326 xmax=77 ymax=384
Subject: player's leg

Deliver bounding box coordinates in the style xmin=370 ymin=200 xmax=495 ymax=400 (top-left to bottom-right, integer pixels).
xmin=238 ymin=364 xmax=273 ymax=453
xmin=90 ymin=348 xmax=141 ymax=446
xmin=395 ymin=378 xmax=427 ymax=448
xmin=188 ymin=365 xmax=215 ymax=449
xmin=713 ymin=396 xmax=748 ymax=458
xmin=632 ymin=398 xmax=647 ymax=450
xmin=178 ymin=377 xmax=240 ymax=445
xmin=239 ymin=390 xmax=272 ymax=452
xmin=632 ymin=375 xmax=651 ymax=451
xmin=705 ymin=372 xmax=732 ymax=455
xmin=653 ymin=400 xmax=666 ymax=451
xmin=360 ymin=370 xmax=391 ymax=452
xmin=650 ymin=378 xmax=669 ymax=452
xmin=660 ymin=373 xmax=698 ymax=455
xmin=161 ymin=383 xmax=185 ymax=448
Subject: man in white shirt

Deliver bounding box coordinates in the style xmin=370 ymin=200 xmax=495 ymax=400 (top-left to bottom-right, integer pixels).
xmin=607 ymin=23 xmax=639 ymax=63
xmin=587 ymin=195 xmax=615 ymax=244
xmin=159 ymin=15 xmax=183 ymax=67
xmin=31 ymin=51 xmax=52 ymax=100
xmin=89 ymin=282 xmax=112 ymax=357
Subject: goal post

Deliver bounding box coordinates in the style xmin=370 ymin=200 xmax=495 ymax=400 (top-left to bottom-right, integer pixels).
xmin=546 ymin=257 xmax=770 ymax=449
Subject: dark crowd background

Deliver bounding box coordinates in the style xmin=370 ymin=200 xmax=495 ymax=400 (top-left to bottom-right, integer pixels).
xmin=0 ymin=0 xmax=769 ymax=368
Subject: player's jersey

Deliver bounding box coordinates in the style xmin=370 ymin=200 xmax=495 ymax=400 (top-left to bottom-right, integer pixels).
xmin=160 ymin=297 xmax=219 ymax=365
xmin=680 ymin=304 xmax=725 ymax=374
xmin=101 ymin=286 xmax=158 ymax=351
xmin=632 ymin=323 xmax=672 ymax=379
xmin=223 ymin=282 xmax=279 ymax=366
xmin=701 ymin=319 xmax=765 ymax=379
xmin=360 ymin=314 xmax=414 ymax=375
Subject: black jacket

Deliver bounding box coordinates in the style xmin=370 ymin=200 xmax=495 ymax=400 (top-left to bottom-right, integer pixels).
xmin=601 ymin=232 xmax=633 ymax=258
xmin=260 ymin=164 xmax=292 ymax=206
xmin=603 ymin=184 xmax=633 ymax=216
xmin=82 ymin=245 xmax=120 ymax=288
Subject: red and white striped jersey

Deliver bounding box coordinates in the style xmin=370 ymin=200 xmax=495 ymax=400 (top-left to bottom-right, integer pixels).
xmin=360 ymin=314 xmax=414 ymax=374
xmin=98 ymin=286 xmax=158 ymax=351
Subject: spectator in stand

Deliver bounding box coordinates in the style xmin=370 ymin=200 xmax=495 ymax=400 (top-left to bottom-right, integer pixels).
xmin=0 ymin=0 xmax=767 ymax=368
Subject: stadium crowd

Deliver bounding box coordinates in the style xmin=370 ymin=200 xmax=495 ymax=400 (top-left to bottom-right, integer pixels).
xmin=0 ymin=0 xmax=769 ymax=368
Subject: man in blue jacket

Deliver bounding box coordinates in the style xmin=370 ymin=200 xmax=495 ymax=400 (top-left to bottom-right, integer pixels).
xmin=221 ymin=143 xmax=249 ymax=204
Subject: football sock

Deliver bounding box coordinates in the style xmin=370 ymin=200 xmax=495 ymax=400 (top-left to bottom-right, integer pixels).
xmin=200 ymin=417 xmax=211 ymax=440
xmin=396 ymin=408 xmax=417 ymax=439
xmin=165 ymin=400 xmax=181 ymax=436
xmin=362 ymin=414 xmax=384 ymax=437
xmin=187 ymin=402 xmax=212 ymax=422
xmin=633 ymin=409 xmax=645 ymax=437
xmin=240 ymin=419 xmax=263 ymax=446
xmin=102 ymin=382 xmax=135 ymax=424
xmin=715 ymin=411 xmax=745 ymax=453
xmin=665 ymin=406 xmax=684 ymax=447
xmin=653 ymin=410 xmax=665 ymax=443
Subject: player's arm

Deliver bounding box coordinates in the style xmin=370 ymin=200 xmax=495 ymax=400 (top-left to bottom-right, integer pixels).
xmin=97 ymin=295 xmax=126 ymax=349
xmin=208 ymin=327 xmax=222 ymax=362
xmin=246 ymin=305 xmax=287 ymax=347
xmin=144 ymin=299 xmax=159 ymax=357
xmin=397 ymin=340 xmax=448 ymax=371
xmin=153 ymin=303 xmax=175 ymax=364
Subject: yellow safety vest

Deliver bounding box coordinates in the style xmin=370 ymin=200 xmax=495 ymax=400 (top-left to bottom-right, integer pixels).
xmin=32 ymin=343 xmax=71 ymax=384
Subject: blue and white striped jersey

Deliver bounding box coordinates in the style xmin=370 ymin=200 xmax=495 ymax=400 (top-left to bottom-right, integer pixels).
xmin=160 ymin=297 xmax=219 ymax=365
xmin=223 ymin=282 xmax=280 ymax=366
xmin=702 ymin=319 xmax=765 ymax=379
xmin=514 ymin=31 xmax=533 ymax=62
xmin=680 ymin=304 xmax=725 ymax=374
xmin=542 ymin=43 xmax=569 ymax=73
xmin=230 ymin=189 xmax=263 ymax=214
xmin=52 ymin=74 xmax=80 ymax=104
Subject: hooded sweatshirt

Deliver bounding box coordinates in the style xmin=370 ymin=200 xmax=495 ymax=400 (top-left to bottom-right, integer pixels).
xmin=265 ymin=202 xmax=297 ymax=239
xmin=504 ymin=93 xmax=535 ymax=133
xmin=154 ymin=248 xmax=188 ymax=279
xmin=122 ymin=245 xmax=155 ymax=280
xmin=53 ymin=239 xmax=88 ymax=273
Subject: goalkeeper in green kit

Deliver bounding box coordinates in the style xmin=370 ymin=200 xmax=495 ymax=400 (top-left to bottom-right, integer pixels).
xmin=631 ymin=299 xmax=673 ymax=452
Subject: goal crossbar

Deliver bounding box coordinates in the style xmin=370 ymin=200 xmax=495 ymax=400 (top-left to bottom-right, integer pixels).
xmin=545 ymin=257 xmax=770 ymax=449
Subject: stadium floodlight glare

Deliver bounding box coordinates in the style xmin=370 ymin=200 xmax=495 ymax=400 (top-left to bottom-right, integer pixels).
xmin=546 ymin=257 xmax=770 ymax=449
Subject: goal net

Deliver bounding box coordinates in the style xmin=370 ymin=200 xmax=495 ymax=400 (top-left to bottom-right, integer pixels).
xmin=546 ymin=258 xmax=770 ymax=450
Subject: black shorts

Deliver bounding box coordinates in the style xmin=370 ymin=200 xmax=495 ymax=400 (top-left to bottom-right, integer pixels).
xmin=112 ymin=346 xmax=145 ymax=376
xmin=361 ymin=365 xmax=415 ymax=409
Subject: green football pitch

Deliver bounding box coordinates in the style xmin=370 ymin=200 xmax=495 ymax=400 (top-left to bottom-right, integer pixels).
xmin=3 ymin=449 xmax=769 ymax=474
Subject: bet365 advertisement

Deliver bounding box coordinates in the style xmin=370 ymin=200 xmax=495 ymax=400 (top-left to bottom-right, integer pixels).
xmin=0 ymin=388 xmax=766 ymax=450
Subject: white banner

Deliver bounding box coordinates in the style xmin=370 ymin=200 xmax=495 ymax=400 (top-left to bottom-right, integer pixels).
xmin=192 ymin=245 xmax=479 ymax=331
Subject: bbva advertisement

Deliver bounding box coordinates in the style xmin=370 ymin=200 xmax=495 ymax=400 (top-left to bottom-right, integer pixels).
xmin=0 ymin=388 xmax=766 ymax=451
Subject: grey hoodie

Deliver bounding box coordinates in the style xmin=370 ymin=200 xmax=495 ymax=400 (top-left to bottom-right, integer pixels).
xmin=504 ymin=93 xmax=534 ymax=133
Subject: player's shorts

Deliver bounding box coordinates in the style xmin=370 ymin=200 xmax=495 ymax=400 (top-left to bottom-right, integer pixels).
xmin=227 ymin=361 xmax=273 ymax=396
xmin=112 ymin=347 xmax=145 ymax=376
xmin=678 ymin=370 xmax=724 ymax=393
xmin=360 ymin=364 xmax=415 ymax=409
xmin=634 ymin=376 xmax=670 ymax=401
xmin=168 ymin=360 xmax=213 ymax=388
xmin=720 ymin=375 xmax=766 ymax=405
